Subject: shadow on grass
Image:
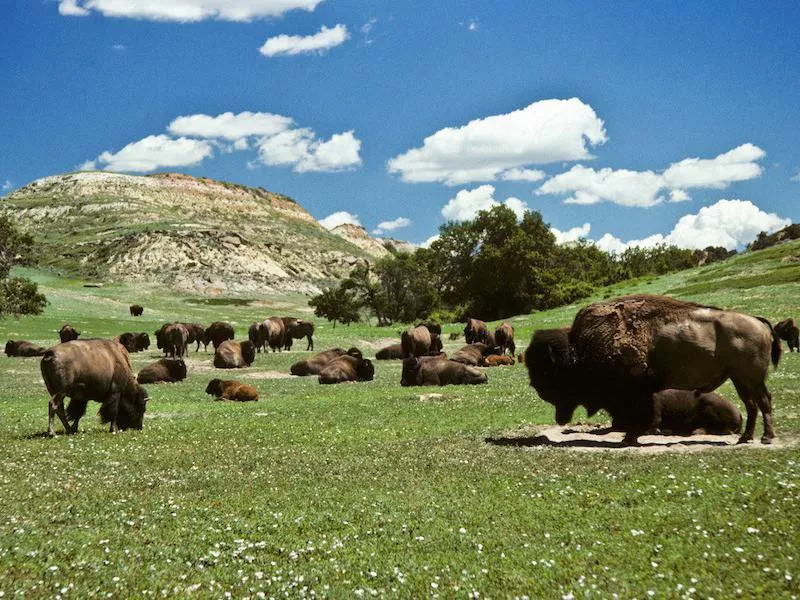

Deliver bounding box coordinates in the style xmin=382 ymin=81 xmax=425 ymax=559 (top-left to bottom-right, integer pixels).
xmin=485 ymin=430 xmax=733 ymax=450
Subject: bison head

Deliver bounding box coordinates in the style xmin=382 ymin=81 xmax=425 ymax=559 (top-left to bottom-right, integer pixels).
xmin=5 ymin=340 xmax=18 ymax=356
xmin=525 ymin=328 xmax=581 ymax=425
xmin=100 ymin=379 xmax=148 ymax=431
xmin=400 ymin=357 xmax=421 ymax=387
xmin=205 ymin=378 xmax=223 ymax=397
xmin=290 ymin=360 xmax=309 ymax=376
xmin=430 ymin=334 xmax=443 ymax=354
xmin=346 ymin=347 xmax=363 ymax=360
xmin=356 ymin=358 xmax=375 ymax=382
xmin=169 ymin=359 xmax=188 ymax=380
xmin=241 ymin=341 xmax=256 ymax=366
xmin=135 ymin=333 xmax=151 ymax=351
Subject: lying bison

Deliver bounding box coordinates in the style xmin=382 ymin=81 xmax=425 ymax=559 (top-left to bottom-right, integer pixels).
xmin=611 ymin=390 xmax=742 ymax=436
xmin=40 ymin=339 xmax=148 ymax=436
xmin=59 ymin=324 xmax=80 ymax=343
xmin=129 ymin=304 xmax=144 ymax=317
xmin=494 ymin=322 xmax=516 ymax=355
xmin=5 ymin=340 xmax=47 ymax=357
xmin=376 ymin=344 xmax=404 ymax=360
xmin=290 ymin=348 xmax=360 ymax=376
xmin=484 ymin=354 xmax=515 ymax=367
xmin=464 ymin=318 xmax=488 ymax=344
xmin=525 ymin=295 xmax=780 ymax=445
xmin=318 ymin=354 xmax=374 ymax=384
xmin=214 ymin=340 xmax=256 ymax=369
xmin=775 ymin=318 xmax=799 ymax=352
xmin=205 ymin=379 xmax=259 ymax=402
xmin=451 ymin=343 xmax=498 ymax=366
xmin=401 ymin=357 xmax=487 ymax=386
xmin=205 ymin=321 xmax=235 ymax=351
xmin=401 ymin=325 xmax=443 ymax=358
xmin=137 ymin=358 xmax=187 ymax=384
xmin=282 ymin=317 xmax=315 ymax=351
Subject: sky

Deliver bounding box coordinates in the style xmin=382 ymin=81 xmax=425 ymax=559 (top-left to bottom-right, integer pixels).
xmin=1 ymin=0 xmax=799 ymax=252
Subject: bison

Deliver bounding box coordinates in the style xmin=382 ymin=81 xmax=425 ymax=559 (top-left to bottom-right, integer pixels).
xmin=134 ymin=332 xmax=151 ymax=352
xmin=248 ymin=322 xmax=264 ymax=353
xmin=525 ymin=295 xmax=781 ymax=445
xmin=5 ymin=340 xmax=47 ymax=357
xmin=260 ymin=317 xmax=285 ymax=352
xmin=59 ymin=324 xmax=80 ymax=343
xmin=40 ymin=339 xmax=148 ymax=436
xmin=290 ymin=348 xmax=360 ymax=376
xmin=484 ymin=354 xmax=515 ymax=367
xmin=137 ymin=358 xmax=187 ymax=384
xmin=451 ymin=343 xmax=499 ymax=366
xmin=401 ymin=326 xmax=443 ymax=358
xmin=205 ymin=321 xmax=235 ymax=351
xmin=376 ymin=343 xmax=404 ymax=360
xmin=163 ymin=323 xmax=189 ymax=358
xmin=129 ymin=304 xmax=144 ymax=317
xmin=318 ymin=354 xmax=375 ymax=384
xmin=281 ymin=317 xmax=315 ymax=351
xmin=181 ymin=323 xmax=207 ymax=352
xmin=400 ymin=357 xmax=488 ymax=387
xmin=214 ymin=340 xmax=256 ymax=369
xmin=464 ymin=318 xmax=488 ymax=344
xmin=116 ymin=332 xmax=137 ymax=353
xmin=416 ymin=321 xmax=442 ymax=336
xmin=494 ymin=322 xmax=516 ymax=355
xmin=205 ymin=378 xmax=259 ymax=402
xmin=775 ymin=318 xmax=799 ymax=352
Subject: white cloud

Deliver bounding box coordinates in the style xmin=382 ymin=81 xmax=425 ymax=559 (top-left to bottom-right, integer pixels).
xmin=360 ymin=18 xmax=377 ymax=44
xmin=58 ymin=0 xmax=323 ymax=22
xmin=538 ymin=143 xmax=766 ymax=208
xmin=88 ymin=135 xmax=214 ymax=173
xmin=420 ymin=235 xmax=440 ymax=249
xmin=112 ymin=44 xmax=126 ymax=51
xmin=551 ymin=223 xmax=591 ymax=244
xmin=373 ymin=217 xmax=411 ymax=235
xmin=255 ymin=129 xmax=362 ymax=173
xmin=662 ymin=143 xmax=765 ymax=189
xmin=168 ymin=111 xmax=292 ymax=142
xmin=78 ymin=160 xmax=97 ymax=171
xmin=1 ymin=180 xmax=13 ymax=192
xmin=388 ymin=98 xmax=607 ymax=186
xmin=259 ymin=24 xmax=349 ymax=57
xmin=319 ymin=211 xmax=360 ymax=230
xmin=500 ymin=168 xmax=546 ymax=182
xmin=441 ymin=185 xmax=528 ymax=221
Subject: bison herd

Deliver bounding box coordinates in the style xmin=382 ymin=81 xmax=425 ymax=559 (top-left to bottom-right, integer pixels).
xmin=2 ymin=295 xmax=796 ymax=445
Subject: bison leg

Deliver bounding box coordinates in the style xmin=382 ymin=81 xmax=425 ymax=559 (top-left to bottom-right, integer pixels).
xmin=754 ymin=384 xmax=775 ymax=444
xmin=732 ymin=380 xmax=758 ymax=444
xmin=307 ymin=336 xmax=313 ymax=351
xmin=48 ymin=393 xmax=70 ymax=437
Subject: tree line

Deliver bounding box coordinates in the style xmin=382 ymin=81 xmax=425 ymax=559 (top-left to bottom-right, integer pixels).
xmin=0 ymin=215 xmax=47 ymax=317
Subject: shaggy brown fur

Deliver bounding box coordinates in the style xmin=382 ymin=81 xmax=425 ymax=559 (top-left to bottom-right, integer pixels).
xmin=129 ymin=304 xmax=143 ymax=317
xmin=494 ymin=322 xmax=516 ymax=355
xmin=137 ymin=358 xmax=187 ymax=384
xmin=401 ymin=357 xmax=487 ymax=387
xmin=282 ymin=317 xmax=315 ymax=351
xmin=484 ymin=354 xmax=515 ymax=367
xmin=451 ymin=343 xmax=499 ymax=366
xmin=205 ymin=378 xmax=259 ymax=402
xmin=464 ymin=318 xmax=488 ymax=344
xmin=376 ymin=344 xmax=404 ymax=360
xmin=416 ymin=321 xmax=442 ymax=336
xmin=5 ymin=340 xmax=47 ymax=357
xmin=205 ymin=321 xmax=235 ymax=351
xmin=180 ymin=323 xmax=206 ymax=352
xmin=58 ymin=324 xmax=80 ymax=343
xmin=260 ymin=317 xmax=286 ymax=353
xmin=775 ymin=318 xmax=799 ymax=352
xmin=290 ymin=348 xmax=361 ymax=376
xmin=164 ymin=323 xmax=189 ymax=359
xmin=318 ymin=355 xmax=374 ymax=384
xmin=401 ymin=326 xmax=443 ymax=358
xmin=214 ymin=340 xmax=256 ymax=369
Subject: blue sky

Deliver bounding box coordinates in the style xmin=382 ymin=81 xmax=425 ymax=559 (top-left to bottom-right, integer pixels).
xmin=2 ymin=0 xmax=799 ymax=251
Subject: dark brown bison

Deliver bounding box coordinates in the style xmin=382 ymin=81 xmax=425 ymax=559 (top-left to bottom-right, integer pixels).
xmin=205 ymin=378 xmax=259 ymax=402
xmin=318 ymin=354 xmax=375 ymax=384
xmin=134 ymin=332 xmax=150 ymax=352
xmin=5 ymin=340 xmax=47 ymax=357
xmin=376 ymin=344 xmax=404 ymax=360
xmin=611 ymin=390 xmax=742 ymax=436
xmin=401 ymin=357 xmax=488 ymax=386
xmin=164 ymin=323 xmax=189 ymax=358
xmin=401 ymin=326 xmax=443 ymax=358
xmin=205 ymin=322 xmax=235 ymax=351
xmin=416 ymin=321 xmax=442 ymax=336
xmin=181 ymin=323 xmax=207 ymax=352
xmin=260 ymin=317 xmax=285 ymax=352
xmin=290 ymin=348 xmax=361 ymax=376
xmin=775 ymin=318 xmax=799 ymax=352
xmin=58 ymin=324 xmax=80 ymax=343
xmin=281 ymin=317 xmax=315 ymax=351
xmin=248 ymin=322 xmax=265 ymax=353
xmin=40 ymin=339 xmax=148 ymax=436
xmin=484 ymin=354 xmax=515 ymax=367
xmin=116 ymin=332 xmax=138 ymax=353
xmin=451 ymin=343 xmax=499 ymax=366
xmin=137 ymin=359 xmax=187 ymax=384
xmin=129 ymin=304 xmax=143 ymax=317
xmin=525 ymin=295 xmax=781 ymax=445
xmin=494 ymin=322 xmax=516 ymax=355
xmin=213 ymin=340 xmax=256 ymax=369
xmin=464 ymin=318 xmax=488 ymax=344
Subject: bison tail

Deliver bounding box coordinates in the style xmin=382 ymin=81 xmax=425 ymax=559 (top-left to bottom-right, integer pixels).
xmin=756 ymin=316 xmax=782 ymax=370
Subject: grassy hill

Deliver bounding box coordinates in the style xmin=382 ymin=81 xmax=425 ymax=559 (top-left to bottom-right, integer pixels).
xmin=0 ymin=241 xmax=798 ymax=597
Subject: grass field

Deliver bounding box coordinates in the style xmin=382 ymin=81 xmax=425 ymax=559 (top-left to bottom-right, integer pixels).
xmin=1 ymin=242 xmax=799 ymax=598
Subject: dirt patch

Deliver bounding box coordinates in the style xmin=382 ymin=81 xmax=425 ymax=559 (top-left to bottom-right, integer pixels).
xmin=486 ymin=423 xmax=795 ymax=454
xmin=242 ymin=371 xmax=294 ymax=380
xmin=360 ymin=338 xmax=399 ymax=350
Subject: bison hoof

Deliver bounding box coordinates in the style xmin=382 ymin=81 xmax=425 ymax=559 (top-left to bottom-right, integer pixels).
xmin=761 ymin=436 xmax=774 ymax=445
xmin=736 ymin=436 xmax=753 ymax=445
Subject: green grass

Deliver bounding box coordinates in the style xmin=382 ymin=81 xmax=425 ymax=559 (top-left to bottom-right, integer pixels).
xmin=1 ymin=243 xmax=799 ymax=597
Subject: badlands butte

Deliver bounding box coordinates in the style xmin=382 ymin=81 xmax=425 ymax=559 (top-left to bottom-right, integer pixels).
xmin=0 ymin=172 xmax=414 ymax=295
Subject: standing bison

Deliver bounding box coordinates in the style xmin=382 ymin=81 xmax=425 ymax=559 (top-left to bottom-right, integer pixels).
xmin=401 ymin=357 xmax=487 ymax=387
xmin=525 ymin=295 xmax=780 ymax=445
xmin=774 ymin=318 xmax=799 ymax=352
xmin=129 ymin=304 xmax=144 ymax=317
xmin=181 ymin=323 xmax=207 ymax=352
xmin=59 ymin=324 xmax=80 ymax=343
xmin=464 ymin=318 xmax=488 ymax=344
xmin=401 ymin=326 xmax=443 ymax=358
xmin=494 ymin=322 xmax=516 ymax=355
xmin=248 ymin=322 xmax=264 ymax=353
xmin=214 ymin=340 xmax=256 ymax=369
xmin=205 ymin=322 xmax=235 ymax=351
xmin=281 ymin=317 xmax=315 ymax=351
xmin=40 ymin=339 xmax=148 ymax=436
xmin=259 ymin=317 xmax=286 ymax=352
xmin=163 ymin=323 xmax=189 ymax=358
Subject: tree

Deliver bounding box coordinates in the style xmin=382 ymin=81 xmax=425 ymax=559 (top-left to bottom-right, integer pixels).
xmin=0 ymin=215 xmax=46 ymax=317
xmin=308 ymin=286 xmax=361 ymax=328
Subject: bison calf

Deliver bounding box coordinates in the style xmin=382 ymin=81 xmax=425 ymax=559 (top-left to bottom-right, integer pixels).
xmin=483 ymin=354 xmax=515 ymax=367
xmin=5 ymin=340 xmax=47 ymax=357
xmin=137 ymin=359 xmax=188 ymax=384
xmin=401 ymin=357 xmax=488 ymax=387
xmin=214 ymin=340 xmax=256 ymax=369
xmin=205 ymin=379 xmax=259 ymax=402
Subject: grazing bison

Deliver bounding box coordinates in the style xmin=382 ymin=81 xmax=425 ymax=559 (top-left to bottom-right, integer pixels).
xmin=137 ymin=358 xmax=187 ymax=384
xmin=40 ymin=339 xmax=148 ymax=436
xmin=376 ymin=343 xmax=404 ymax=360
xmin=205 ymin=379 xmax=259 ymax=402
xmin=213 ymin=340 xmax=256 ymax=369
xmin=129 ymin=304 xmax=144 ymax=317
xmin=484 ymin=354 xmax=515 ymax=367
xmin=181 ymin=323 xmax=207 ymax=352
xmin=290 ymin=348 xmax=361 ymax=376
xmin=775 ymin=318 xmax=799 ymax=352
xmin=260 ymin=317 xmax=286 ymax=352
xmin=416 ymin=321 xmax=442 ymax=336
xmin=525 ymin=295 xmax=781 ymax=445
xmin=451 ymin=343 xmax=499 ymax=366
xmin=281 ymin=317 xmax=315 ymax=351
xmin=318 ymin=354 xmax=375 ymax=384
xmin=401 ymin=326 xmax=443 ymax=358
xmin=464 ymin=318 xmax=488 ymax=344
xmin=611 ymin=390 xmax=742 ymax=436
xmin=59 ymin=324 xmax=80 ymax=343
xmin=5 ymin=340 xmax=47 ymax=357
xmin=163 ymin=323 xmax=189 ymax=358
xmin=248 ymin=322 xmax=264 ymax=353
xmin=400 ymin=357 xmax=488 ymax=387
xmin=494 ymin=322 xmax=516 ymax=355
xmin=205 ymin=321 xmax=235 ymax=351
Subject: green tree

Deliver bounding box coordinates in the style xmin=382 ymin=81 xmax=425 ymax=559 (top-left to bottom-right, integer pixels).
xmin=308 ymin=286 xmax=361 ymax=328
xmin=0 ymin=215 xmax=46 ymax=317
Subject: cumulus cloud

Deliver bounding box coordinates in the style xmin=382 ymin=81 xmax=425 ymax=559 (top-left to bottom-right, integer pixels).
xmin=373 ymin=217 xmax=411 ymax=235
xmin=538 ymin=143 xmax=766 ymax=208
xmin=58 ymin=0 xmax=323 ymax=22
xmin=551 ymin=223 xmax=591 ymax=244
xmin=388 ymin=98 xmax=607 ymax=186
xmin=500 ymin=168 xmax=546 ymax=182
xmin=169 ymin=112 xmax=293 ymax=142
xmin=259 ymin=24 xmax=349 ymax=57
xmin=86 ymin=135 xmax=214 ymax=173
xmin=319 ymin=211 xmax=360 ymax=230
xmin=441 ymin=185 xmax=528 ymax=221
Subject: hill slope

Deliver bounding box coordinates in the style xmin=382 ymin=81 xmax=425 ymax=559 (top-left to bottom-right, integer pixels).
xmin=0 ymin=172 xmax=390 ymax=295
